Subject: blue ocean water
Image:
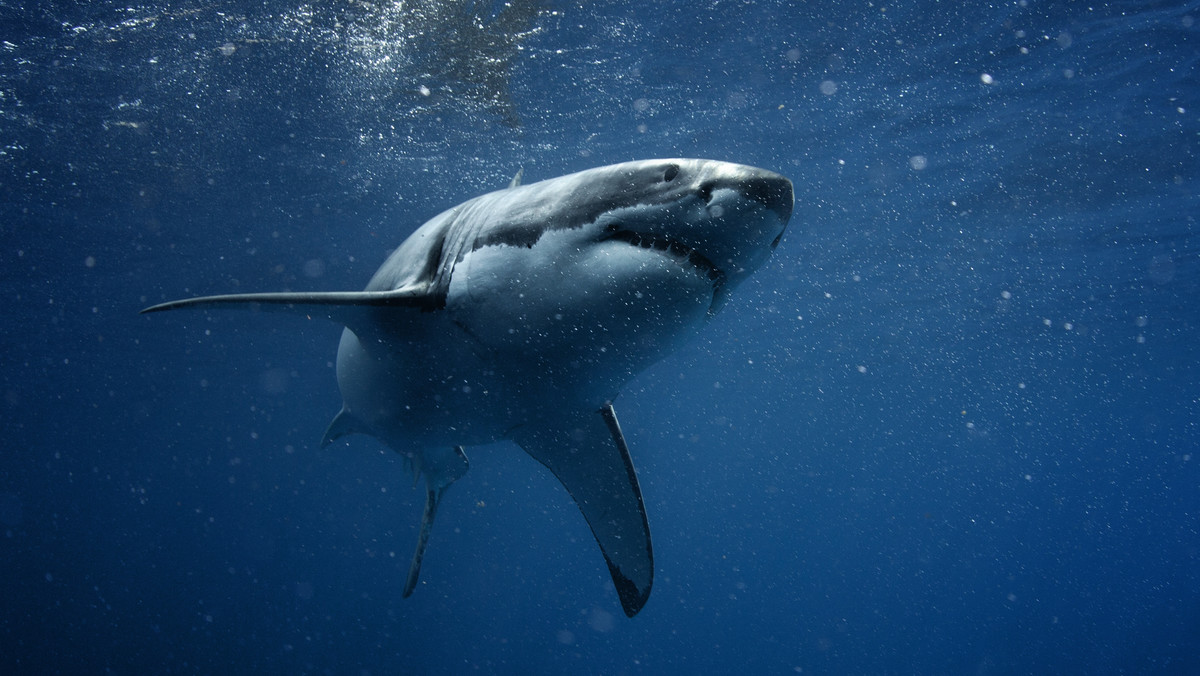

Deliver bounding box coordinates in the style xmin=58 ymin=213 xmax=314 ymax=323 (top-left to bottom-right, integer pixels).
xmin=2 ymin=0 xmax=1198 ymax=673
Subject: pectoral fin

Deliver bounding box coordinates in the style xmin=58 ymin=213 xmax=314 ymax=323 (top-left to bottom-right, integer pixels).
xmin=139 ymin=286 xmax=438 ymax=340
xmin=140 ymin=286 xmax=437 ymax=315
xmin=513 ymin=403 xmax=653 ymax=617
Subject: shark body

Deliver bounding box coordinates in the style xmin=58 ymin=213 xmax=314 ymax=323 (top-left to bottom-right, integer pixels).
xmin=144 ymin=158 xmax=794 ymax=616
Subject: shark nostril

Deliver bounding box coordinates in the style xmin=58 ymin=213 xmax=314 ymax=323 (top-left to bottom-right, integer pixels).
xmin=663 ymin=164 xmax=679 ymax=182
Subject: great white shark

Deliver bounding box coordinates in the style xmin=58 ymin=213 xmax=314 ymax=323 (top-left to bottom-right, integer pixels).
xmin=143 ymin=158 xmax=793 ymax=616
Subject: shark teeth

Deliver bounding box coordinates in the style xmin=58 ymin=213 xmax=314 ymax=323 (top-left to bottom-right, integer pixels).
xmin=605 ymin=228 xmax=726 ymax=284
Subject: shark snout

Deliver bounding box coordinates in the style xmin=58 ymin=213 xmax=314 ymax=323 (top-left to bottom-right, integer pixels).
xmin=742 ymin=172 xmax=794 ymax=224
xmin=696 ymin=167 xmax=794 ymax=225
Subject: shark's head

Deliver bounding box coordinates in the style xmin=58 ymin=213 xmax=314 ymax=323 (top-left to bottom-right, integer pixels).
xmin=460 ymin=158 xmax=793 ymax=312
xmin=445 ymin=159 xmax=793 ymax=398
xmin=579 ymin=159 xmax=792 ymax=311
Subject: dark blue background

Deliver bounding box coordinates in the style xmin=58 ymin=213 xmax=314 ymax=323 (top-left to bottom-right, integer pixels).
xmin=3 ymin=1 xmax=1198 ymax=673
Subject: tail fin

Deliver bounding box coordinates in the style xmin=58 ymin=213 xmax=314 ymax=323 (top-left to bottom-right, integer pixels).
xmin=401 ymin=445 xmax=469 ymax=598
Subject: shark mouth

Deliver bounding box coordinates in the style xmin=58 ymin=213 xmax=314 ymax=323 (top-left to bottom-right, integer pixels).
xmin=604 ymin=229 xmax=727 ymax=289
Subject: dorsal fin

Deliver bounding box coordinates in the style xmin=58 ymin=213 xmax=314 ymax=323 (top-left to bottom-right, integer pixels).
xmin=508 ymin=167 xmax=524 ymax=189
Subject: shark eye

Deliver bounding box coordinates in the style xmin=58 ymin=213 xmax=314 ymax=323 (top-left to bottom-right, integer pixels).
xmin=663 ymin=164 xmax=680 ymax=182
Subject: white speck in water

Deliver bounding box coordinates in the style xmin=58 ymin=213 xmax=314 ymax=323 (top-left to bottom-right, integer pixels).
xmin=302 ymin=259 xmax=325 ymax=278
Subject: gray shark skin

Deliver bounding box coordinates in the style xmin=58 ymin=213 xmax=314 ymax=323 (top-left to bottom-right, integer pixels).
xmin=143 ymin=159 xmax=794 ymax=617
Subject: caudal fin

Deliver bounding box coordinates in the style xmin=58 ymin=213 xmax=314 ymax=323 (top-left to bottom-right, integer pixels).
xmin=403 ymin=483 xmax=446 ymax=598
xmin=401 ymin=445 xmax=469 ymax=598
